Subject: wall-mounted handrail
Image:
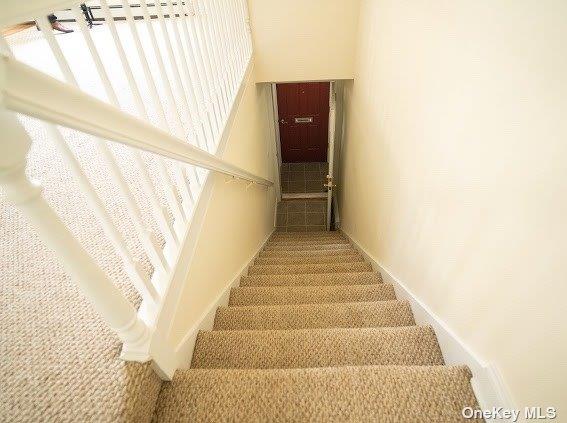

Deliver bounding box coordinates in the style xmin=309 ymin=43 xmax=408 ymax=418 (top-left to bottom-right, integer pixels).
xmin=0 ymin=55 xmax=273 ymax=187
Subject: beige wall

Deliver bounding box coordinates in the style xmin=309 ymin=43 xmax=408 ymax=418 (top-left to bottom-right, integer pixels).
xmin=247 ymin=0 xmax=360 ymax=83
xmin=170 ymin=63 xmax=277 ymax=345
xmin=339 ymin=0 xmax=567 ymax=409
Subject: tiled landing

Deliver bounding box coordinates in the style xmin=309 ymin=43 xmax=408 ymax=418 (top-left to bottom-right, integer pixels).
xmin=280 ymin=162 xmax=328 ymax=194
xmin=275 ymin=199 xmax=327 ymax=232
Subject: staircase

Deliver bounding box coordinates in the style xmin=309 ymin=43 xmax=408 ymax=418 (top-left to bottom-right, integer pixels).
xmin=153 ymin=231 xmax=481 ymax=421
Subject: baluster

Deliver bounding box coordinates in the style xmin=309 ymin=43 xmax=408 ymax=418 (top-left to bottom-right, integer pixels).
xmin=241 ymin=0 xmax=253 ymax=57
xmin=216 ymin=0 xmax=238 ymax=94
xmin=205 ymin=0 xmax=235 ymax=105
xmin=166 ymin=0 xmax=219 ymax=153
xmin=238 ymin=0 xmax=253 ymax=61
xmin=225 ymin=0 xmax=244 ymax=75
xmin=143 ymin=0 xmax=207 ymax=158
xmin=100 ymin=0 xmax=184 ymax=232
xmin=36 ymin=15 xmax=170 ymax=275
xmin=191 ymin=0 xmax=229 ymax=121
xmin=133 ymin=1 xmax=203 ymax=205
xmin=116 ymin=1 xmax=197 ymax=218
xmin=98 ymin=1 xmax=187 ymax=227
xmin=155 ymin=0 xmax=215 ymax=153
xmin=235 ymin=0 xmax=249 ymax=73
xmin=39 ymin=10 xmax=178 ymax=253
xmin=176 ymin=1 xmax=223 ymax=138
xmin=0 ymin=109 xmax=151 ymax=356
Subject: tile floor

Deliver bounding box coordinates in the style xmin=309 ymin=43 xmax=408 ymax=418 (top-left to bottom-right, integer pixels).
xmin=280 ymin=162 xmax=328 ymax=194
xmin=275 ymin=199 xmax=327 ymax=232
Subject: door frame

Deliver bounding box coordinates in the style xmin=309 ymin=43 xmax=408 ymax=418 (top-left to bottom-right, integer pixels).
xmin=271 ymin=81 xmax=335 ymax=203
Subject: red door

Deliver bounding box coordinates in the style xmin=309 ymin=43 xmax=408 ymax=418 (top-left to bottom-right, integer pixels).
xmin=277 ymin=82 xmax=330 ymax=162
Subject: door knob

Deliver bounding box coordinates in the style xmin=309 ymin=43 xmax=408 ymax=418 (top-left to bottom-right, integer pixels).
xmin=280 ymin=119 xmax=286 ymax=124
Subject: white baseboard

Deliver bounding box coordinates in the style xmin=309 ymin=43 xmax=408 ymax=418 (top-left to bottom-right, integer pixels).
xmin=174 ymin=229 xmax=275 ymax=368
xmin=339 ymin=229 xmax=516 ymax=415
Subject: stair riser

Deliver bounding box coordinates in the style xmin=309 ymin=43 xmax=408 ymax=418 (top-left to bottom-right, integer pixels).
xmin=240 ymin=272 xmax=382 ymax=287
xmin=255 ymin=255 xmax=363 ymax=265
xmin=214 ymin=301 xmax=415 ymax=330
xmin=249 ymin=263 xmax=372 ymax=275
xmin=191 ymin=327 xmax=444 ymax=369
xmin=228 ymin=284 xmax=397 ymax=306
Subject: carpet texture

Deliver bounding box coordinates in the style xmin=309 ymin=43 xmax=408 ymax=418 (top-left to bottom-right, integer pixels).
xmin=154 ymin=232 xmax=481 ymax=421
xmin=0 ymin=23 xmax=200 ymax=422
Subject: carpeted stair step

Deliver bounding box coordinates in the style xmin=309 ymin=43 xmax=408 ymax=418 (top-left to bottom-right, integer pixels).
xmin=240 ymin=272 xmax=382 ymax=287
xmin=229 ymin=283 xmax=396 ymax=306
xmin=255 ymin=254 xmax=364 ymax=265
xmin=267 ymin=238 xmax=350 ymax=247
xmin=191 ymin=326 xmax=443 ymax=369
xmin=264 ymin=243 xmax=352 ymax=251
xmin=271 ymin=231 xmax=343 ymax=238
xmin=213 ymin=300 xmax=414 ymax=330
xmin=248 ymin=262 xmax=372 ymax=275
xmin=271 ymin=234 xmax=346 ymax=241
xmin=260 ymin=248 xmax=358 ymax=258
xmin=154 ymin=366 xmax=480 ymax=422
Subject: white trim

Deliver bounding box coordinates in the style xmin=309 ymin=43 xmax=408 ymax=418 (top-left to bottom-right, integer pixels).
xmin=174 ymin=228 xmax=275 ymax=367
xmin=339 ymin=228 xmax=517 ymax=416
xmin=270 ymin=83 xmax=282 ymax=199
xmin=265 ymin=83 xmax=280 ymax=204
xmin=282 ymin=192 xmax=327 ymax=200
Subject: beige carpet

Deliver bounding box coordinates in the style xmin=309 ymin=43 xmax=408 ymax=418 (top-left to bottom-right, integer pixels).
xmin=154 ymin=232 xmax=482 ymax=421
xmin=0 ymin=23 xmax=194 ymax=422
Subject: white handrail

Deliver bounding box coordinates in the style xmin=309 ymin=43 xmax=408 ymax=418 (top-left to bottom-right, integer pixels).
xmin=0 ymin=55 xmax=273 ymax=187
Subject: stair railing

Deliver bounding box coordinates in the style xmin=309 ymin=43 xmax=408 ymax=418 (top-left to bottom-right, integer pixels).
xmin=0 ymin=0 xmax=267 ymax=378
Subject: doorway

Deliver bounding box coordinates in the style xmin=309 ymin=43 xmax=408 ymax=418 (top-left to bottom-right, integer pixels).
xmin=275 ymin=82 xmax=330 ymax=196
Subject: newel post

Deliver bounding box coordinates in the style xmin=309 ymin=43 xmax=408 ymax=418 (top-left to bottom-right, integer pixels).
xmin=0 ymin=110 xmax=151 ymax=360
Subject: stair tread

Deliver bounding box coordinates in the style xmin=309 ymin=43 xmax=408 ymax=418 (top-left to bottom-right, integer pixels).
xmin=229 ymin=283 xmax=396 ymax=306
xmin=155 ymin=365 xmax=480 ymax=422
xmin=267 ymin=239 xmax=350 ymax=246
xmin=241 ymin=271 xmax=382 ymax=286
xmin=214 ymin=300 xmax=414 ymax=330
xmin=271 ymin=231 xmax=343 ymax=238
xmin=255 ymin=254 xmax=364 ymax=265
xmin=248 ymin=262 xmax=372 ymax=275
xmin=260 ymin=248 xmax=358 ymax=258
xmin=264 ymin=243 xmax=353 ymax=251
xmin=191 ymin=326 xmax=444 ymax=369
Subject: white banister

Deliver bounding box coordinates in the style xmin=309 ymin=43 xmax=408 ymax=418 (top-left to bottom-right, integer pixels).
xmin=129 ymin=2 xmax=202 ymax=215
xmin=175 ymin=0 xmax=222 ymax=140
xmin=97 ymin=1 xmax=187 ymax=228
xmin=189 ymin=0 xmax=228 ymax=120
xmin=0 ymin=109 xmax=152 ymax=358
xmin=156 ymin=0 xmax=214 ymax=153
xmin=0 ymin=0 xmax=261 ymax=377
xmin=197 ymin=0 xmax=230 ymax=116
xmin=2 ymin=33 xmax=162 ymax=304
xmin=165 ymin=0 xmax=216 ymax=151
xmin=35 ymin=15 xmax=172 ymax=274
xmin=144 ymin=1 xmax=206 ymax=156
xmin=0 ymin=55 xmax=273 ymax=187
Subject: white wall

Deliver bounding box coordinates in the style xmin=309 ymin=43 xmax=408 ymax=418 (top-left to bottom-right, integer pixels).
xmin=169 ymin=63 xmax=277 ymax=346
xmin=247 ymin=0 xmax=360 ymax=83
xmin=339 ymin=0 xmax=567 ymax=410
